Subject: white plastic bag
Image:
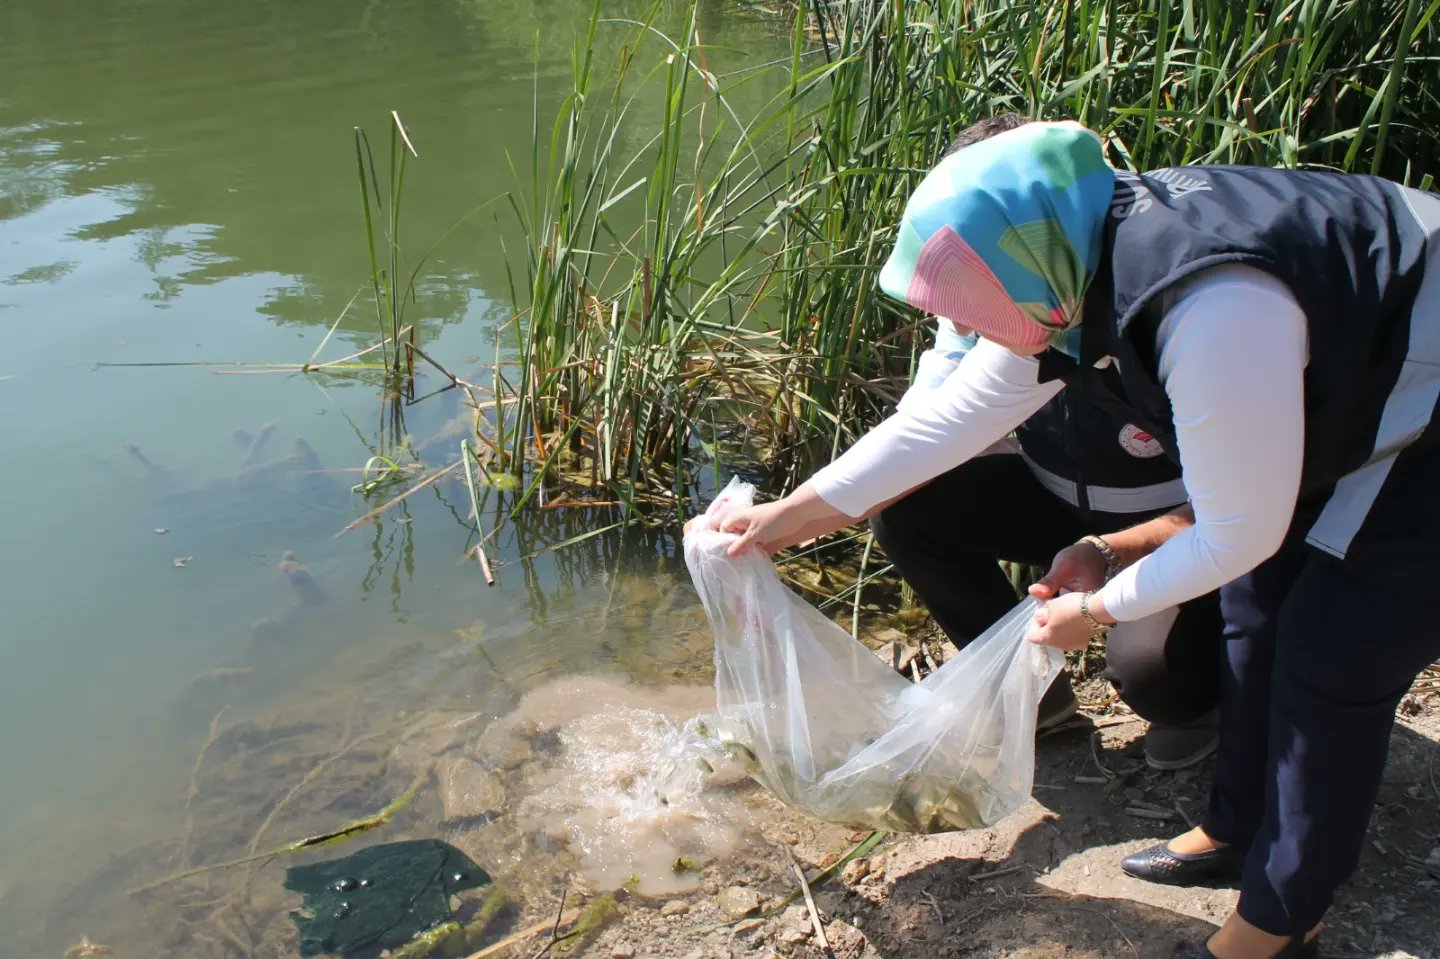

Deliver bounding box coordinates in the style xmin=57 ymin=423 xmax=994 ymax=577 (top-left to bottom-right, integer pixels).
xmin=684 ymin=479 xmax=1063 ymax=833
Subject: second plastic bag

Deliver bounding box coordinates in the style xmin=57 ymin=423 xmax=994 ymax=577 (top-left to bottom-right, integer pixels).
xmin=684 ymin=479 xmax=1063 ymax=834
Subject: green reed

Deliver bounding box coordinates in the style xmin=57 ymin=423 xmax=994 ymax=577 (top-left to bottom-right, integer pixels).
xmin=354 ymin=111 xmax=419 ymax=377
xmin=482 ymin=0 xmax=1440 ymax=510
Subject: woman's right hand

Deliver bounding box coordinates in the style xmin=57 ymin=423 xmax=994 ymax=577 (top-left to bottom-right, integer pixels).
xmin=1028 ymin=542 xmax=1109 ymax=599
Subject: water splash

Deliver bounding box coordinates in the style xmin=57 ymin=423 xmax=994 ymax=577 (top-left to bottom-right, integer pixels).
xmin=507 ymin=679 xmax=754 ymax=895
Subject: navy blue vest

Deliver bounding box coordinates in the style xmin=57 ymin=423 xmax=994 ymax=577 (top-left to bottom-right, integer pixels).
xmin=1051 ymin=165 xmax=1440 ymax=573
xmin=1013 ymin=369 xmax=1185 ymax=518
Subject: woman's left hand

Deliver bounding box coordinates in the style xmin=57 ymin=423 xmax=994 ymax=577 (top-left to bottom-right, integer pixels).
xmin=719 ymin=500 xmax=810 ymax=556
xmin=1027 ymin=592 xmax=1105 ymax=651
xmin=719 ymin=482 xmax=854 ymax=557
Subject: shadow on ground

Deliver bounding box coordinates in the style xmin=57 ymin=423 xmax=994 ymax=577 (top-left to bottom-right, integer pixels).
xmin=819 ymin=714 xmax=1440 ymax=959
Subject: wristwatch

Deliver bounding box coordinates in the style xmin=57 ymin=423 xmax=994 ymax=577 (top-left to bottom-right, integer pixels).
xmin=1080 ymin=591 xmax=1112 ymax=640
xmin=1077 ymin=534 xmax=1121 ymax=581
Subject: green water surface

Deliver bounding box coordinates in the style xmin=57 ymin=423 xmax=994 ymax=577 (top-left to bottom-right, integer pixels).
xmin=0 ymin=1 xmax=777 ymax=953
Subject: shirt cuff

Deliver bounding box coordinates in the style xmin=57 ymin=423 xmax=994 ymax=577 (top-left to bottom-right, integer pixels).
xmin=1096 ymin=562 xmax=1146 ymax=622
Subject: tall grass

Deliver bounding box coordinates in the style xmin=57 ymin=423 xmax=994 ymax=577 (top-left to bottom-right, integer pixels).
xmin=354 ymin=111 xmax=418 ymax=378
xmin=480 ymin=0 xmax=1440 ymax=512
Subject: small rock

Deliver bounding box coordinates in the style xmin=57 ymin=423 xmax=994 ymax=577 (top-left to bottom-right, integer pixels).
xmin=1123 ymin=786 xmax=1144 ymax=801
xmin=498 ymin=737 xmax=534 ymax=769
xmin=826 ymin=919 xmax=867 ymax=951
xmin=778 ymin=925 xmax=811 ymax=945
xmin=610 ymin=944 xmax=636 ymax=959
xmin=435 ymin=758 xmax=506 ymax=822
xmin=732 ymin=918 xmax=765 ymax=936
xmin=1425 ymin=846 xmax=1440 ymax=866
xmin=717 ymin=885 xmax=760 ymax=919
xmin=873 ymin=641 xmax=919 ymax=673
xmin=841 ymin=858 xmax=871 ymax=884
xmin=661 ymin=900 xmax=690 ymax=917
xmin=780 ymin=905 xmax=811 ymax=930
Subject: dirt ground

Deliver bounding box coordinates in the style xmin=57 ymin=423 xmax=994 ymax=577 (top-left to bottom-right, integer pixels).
xmin=564 ymin=698 xmax=1440 ymax=959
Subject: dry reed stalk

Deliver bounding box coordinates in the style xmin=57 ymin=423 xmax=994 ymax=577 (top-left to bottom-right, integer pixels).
xmin=461 ymin=908 xmax=584 ymax=959
xmin=786 ymin=847 xmax=833 ymax=956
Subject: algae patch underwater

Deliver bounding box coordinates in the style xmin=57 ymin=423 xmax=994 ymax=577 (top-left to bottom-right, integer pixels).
xmin=284 ymin=839 xmax=491 ymax=957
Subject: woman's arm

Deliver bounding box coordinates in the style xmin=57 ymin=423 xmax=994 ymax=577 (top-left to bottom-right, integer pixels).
xmin=1106 ymin=503 xmax=1196 ymax=567
xmin=1030 ymin=265 xmax=1308 ymax=649
xmin=810 ymin=338 xmax=1064 ymax=516
xmin=1029 ymin=504 xmax=1196 ymax=600
xmin=1098 ymin=266 xmax=1306 ymax=622
xmin=898 ymin=320 xmax=979 ymax=412
xmin=721 ymin=338 xmax=1063 ymax=555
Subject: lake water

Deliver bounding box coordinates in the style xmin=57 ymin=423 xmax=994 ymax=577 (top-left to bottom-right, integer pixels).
xmin=0 ymin=1 xmax=785 ymax=954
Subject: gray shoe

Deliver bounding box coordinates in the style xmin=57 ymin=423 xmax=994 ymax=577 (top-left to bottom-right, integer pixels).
xmin=1037 ymin=677 xmax=1080 ymax=732
xmin=1144 ymin=710 xmax=1219 ymax=770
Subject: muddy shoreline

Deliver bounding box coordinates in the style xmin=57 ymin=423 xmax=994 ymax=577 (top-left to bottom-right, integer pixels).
xmin=14 ymin=603 xmax=1439 ymax=959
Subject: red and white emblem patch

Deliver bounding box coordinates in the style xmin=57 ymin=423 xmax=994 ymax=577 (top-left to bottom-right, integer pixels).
xmin=1118 ymin=424 xmax=1164 ymax=458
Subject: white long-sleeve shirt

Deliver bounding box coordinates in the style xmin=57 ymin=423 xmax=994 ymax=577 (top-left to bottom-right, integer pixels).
xmin=813 ymin=264 xmax=1308 ymax=621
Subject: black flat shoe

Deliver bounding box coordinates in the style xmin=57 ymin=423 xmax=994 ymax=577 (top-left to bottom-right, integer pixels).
xmin=1172 ymin=935 xmax=1320 ymax=958
xmin=1120 ymin=841 xmax=1244 ymax=886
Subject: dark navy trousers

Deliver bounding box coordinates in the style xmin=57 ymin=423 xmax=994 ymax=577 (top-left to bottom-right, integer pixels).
xmin=1204 ymin=529 xmax=1440 ymax=934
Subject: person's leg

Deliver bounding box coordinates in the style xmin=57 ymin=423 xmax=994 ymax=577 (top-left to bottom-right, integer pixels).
xmin=1234 ymin=553 xmax=1440 ymax=934
xmin=1121 ymin=537 xmax=1309 ymax=880
xmin=870 ymin=454 xmax=1084 ymax=646
xmin=1100 ymin=590 xmax=1224 ymax=769
xmin=1103 ymin=591 xmax=1222 ymax=727
xmin=1200 ymin=536 xmax=1313 ymax=849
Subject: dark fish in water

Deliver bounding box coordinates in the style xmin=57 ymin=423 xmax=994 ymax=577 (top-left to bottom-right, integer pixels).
xmin=123 ymin=443 xmax=168 ymax=483
xmin=276 ymin=550 xmax=325 ymax=607
xmin=240 ymin=420 xmax=278 ymax=469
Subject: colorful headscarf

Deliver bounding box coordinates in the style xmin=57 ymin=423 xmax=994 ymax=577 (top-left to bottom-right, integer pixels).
xmin=879 ymin=121 xmax=1115 ymax=357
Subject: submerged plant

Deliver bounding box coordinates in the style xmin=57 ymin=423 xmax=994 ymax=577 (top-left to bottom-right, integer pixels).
xmin=129 ymin=769 xmax=429 ymax=895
